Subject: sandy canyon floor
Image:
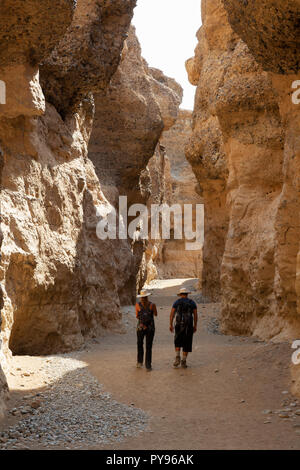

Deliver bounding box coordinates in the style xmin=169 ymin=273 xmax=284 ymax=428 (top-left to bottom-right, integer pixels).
xmin=0 ymin=279 xmax=300 ymax=450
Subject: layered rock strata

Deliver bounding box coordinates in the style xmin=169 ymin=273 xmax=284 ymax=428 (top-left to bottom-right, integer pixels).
xmin=0 ymin=0 xmax=78 ymax=419
xmin=185 ymin=1 xmax=230 ymax=301
xmin=220 ymin=0 xmax=300 ymax=391
xmin=0 ymin=3 xmax=182 ymax=374
xmin=143 ymin=144 xmax=173 ymax=284
xmin=154 ymin=110 xmax=203 ymax=280
xmin=88 ymin=26 xmax=182 ymax=302
xmin=40 ymin=0 xmax=137 ymax=117
xmin=187 ymin=0 xmax=300 ymax=341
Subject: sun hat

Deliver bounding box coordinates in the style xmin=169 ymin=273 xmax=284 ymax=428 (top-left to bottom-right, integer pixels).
xmin=137 ymin=290 xmax=151 ymax=298
xmin=177 ymin=287 xmax=191 ymax=296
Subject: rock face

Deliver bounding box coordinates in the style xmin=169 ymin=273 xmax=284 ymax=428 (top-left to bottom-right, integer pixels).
xmin=220 ymin=0 xmax=300 ymax=389
xmin=186 ymin=1 xmax=230 ymax=301
xmin=222 ymin=0 xmax=300 ymax=74
xmin=1 ymin=8 xmax=181 ymax=374
xmin=187 ymin=0 xmax=300 ymax=340
xmin=89 ymin=27 xmax=182 ymax=208
xmin=143 ymin=144 xmax=173 ymax=284
xmin=40 ymin=0 xmax=137 ymax=117
xmin=1 ymin=1 xmax=137 ymax=363
xmin=0 ymin=0 xmax=75 ymax=67
xmin=153 ymin=110 xmax=203 ymax=280
xmin=1 ymin=102 xmax=125 ymax=356
xmin=88 ymin=26 xmax=182 ymax=302
xmin=0 ymin=0 xmax=77 ymax=419
xmin=0 ymin=207 xmax=8 ymax=420
xmin=0 ymin=0 xmax=75 ymax=121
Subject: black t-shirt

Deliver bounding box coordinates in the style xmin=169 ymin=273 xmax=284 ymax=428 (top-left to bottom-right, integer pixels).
xmin=172 ymin=298 xmax=197 ymax=311
xmin=173 ymin=298 xmax=197 ymax=329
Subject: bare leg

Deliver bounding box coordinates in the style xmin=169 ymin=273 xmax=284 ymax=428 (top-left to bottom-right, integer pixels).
xmin=173 ymin=348 xmax=181 ymax=367
xmin=181 ymin=352 xmax=188 ymax=368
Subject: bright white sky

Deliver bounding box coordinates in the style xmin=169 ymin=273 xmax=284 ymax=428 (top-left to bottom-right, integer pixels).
xmin=133 ymin=0 xmax=201 ymax=110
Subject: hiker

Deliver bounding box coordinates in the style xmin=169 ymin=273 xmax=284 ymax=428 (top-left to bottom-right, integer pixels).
xmin=169 ymin=288 xmax=198 ymax=368
xmin=136 ymin=290 xmax=158 ymax=371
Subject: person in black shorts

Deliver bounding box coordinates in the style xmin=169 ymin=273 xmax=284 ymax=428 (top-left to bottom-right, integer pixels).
xmin=169 ymin=288 xmax=198 ymax=368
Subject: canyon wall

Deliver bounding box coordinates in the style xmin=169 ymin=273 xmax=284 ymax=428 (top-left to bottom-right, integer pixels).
xmin=221 ymin=0 xmax=300 ymax=396
xmin=155 ymin=110 xmax=203 ymax=280
xmin=187 ymin=0 xmax=300 ymax=340
xmin=88 ymin=26 xmax=182 ymax=302
xmin=0 ymin=0 xmax=181 ymax=417
xmin=1 ymin=0 xmax=137 ymax=360
xmin=185 ymin=1 xmax=230 ymax=301
xmin=0 ymin=0 xmax=77 ymax=419
xmin=0 ymin=221 xmax=8 ymax=420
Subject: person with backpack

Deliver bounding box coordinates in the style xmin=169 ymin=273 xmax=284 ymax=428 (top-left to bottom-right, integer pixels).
xmin=169 ymin=288 xmax=198 ymax=368
xmin=136 ymin=290 xmax=158 ymax=371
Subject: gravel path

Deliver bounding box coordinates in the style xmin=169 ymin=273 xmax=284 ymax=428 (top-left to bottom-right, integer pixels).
xmin=0 ymin=354 xmax=148 ymax=450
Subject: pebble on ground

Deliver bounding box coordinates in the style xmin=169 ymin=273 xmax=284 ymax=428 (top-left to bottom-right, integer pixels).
xmin=0 ymin=354 xmax=148 ymax=450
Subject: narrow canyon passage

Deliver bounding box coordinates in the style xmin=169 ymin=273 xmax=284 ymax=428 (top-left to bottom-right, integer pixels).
xmin=1 ymin=0 xmax=300 ymax=453
xmin=1 ymin=279 xmax=300 ymax=450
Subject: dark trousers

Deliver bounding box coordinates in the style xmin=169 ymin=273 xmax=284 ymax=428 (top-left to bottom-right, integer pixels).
xmin=137 ymin=327 xmax=155 ymax=369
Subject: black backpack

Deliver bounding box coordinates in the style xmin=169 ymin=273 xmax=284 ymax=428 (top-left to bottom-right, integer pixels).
xmin=138 ymin=302 xmax=154 ymax=328
xmin=175 ymin=299 xmax=194 ymax=331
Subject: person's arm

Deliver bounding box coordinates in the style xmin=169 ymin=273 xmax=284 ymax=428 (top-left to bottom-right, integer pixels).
xmin=135 ymin=303 xmax=140 ymax=319
xmin=152 ymin=303 xmax=158 ymax=317
xmin=193 ymin=308 xmax=198 ymax=333
xmin=170 ymin=307 xmax=176 ymax=332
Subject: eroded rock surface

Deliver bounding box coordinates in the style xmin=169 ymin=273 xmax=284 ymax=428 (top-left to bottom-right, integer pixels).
xmin=0 ymin=8 xmax=181 ymax=370
xmin=220 ymin=0 xmax=300 ymax=389
xmin=0 ymin=212 xmax=8 ymax=420
xmin=0 ymin=0 xmax=75 ymax=67
xmin=222 ymin=0 xmax=300 ymax=74
xmin=40 ymin=0 xmax=137 ymax=117
xmin=143 ymin=144 xmax=173 ymax=284
xmin=0 ymin=0 xmax=78 ymax=418
xmin=88 ymin=26 xmax=182 ymax=301
xmin=0 ymin=8 xmax=182 ymax=404
xmin=187 ymin=0 xmax=300 ymax=340
xmin=186 ymin=1 xmax=230 ymax=301
xmin=155 ymin=110 xmax=203 ymax=280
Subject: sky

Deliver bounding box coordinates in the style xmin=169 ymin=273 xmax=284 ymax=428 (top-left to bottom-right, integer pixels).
xmin=132 ymin=0 xmax=201 ymax=110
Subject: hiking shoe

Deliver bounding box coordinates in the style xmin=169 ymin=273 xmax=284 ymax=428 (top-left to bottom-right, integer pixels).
xmin=181 ymin=359 xmax=187 ymax=369
xmin=173 ymin=357 xmax=181 ymax=368
xmin=136 ymin=363 xmax=143 ymax=368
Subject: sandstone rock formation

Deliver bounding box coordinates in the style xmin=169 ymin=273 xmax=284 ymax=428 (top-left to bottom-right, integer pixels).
xmin=0 ymin=218 xmax=8 ymax=420
xmin=222 ymin=0 xmax=300 ymax=74
xmin=88 ymin=26 xmax=182 ymax=301
xmin=1 ymin=7 xmax=181 ymax=382
xmin=220 ymin=0 xmax=300 ymax=390
xmin=0 ymin=1 xmax=75 ymax=67
xmin=187 ymin=0 xmax=300 ymax=340
xmin=186 ymin=1 xmax=230 ymax=301
xmin=154 ymin=110 xmax=203 ymax=280
xmin=0 ymin=0 xmax=78 ymax=419
xmin=143 ymin=144 xmax=173 ymax=284
xmin=89 ymin=27 xmax=182 ymax=208
xmin=40 ymin=0 xmax=137 ymax=117
xmin=0 ymin=0 xmax=75 ymax=120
